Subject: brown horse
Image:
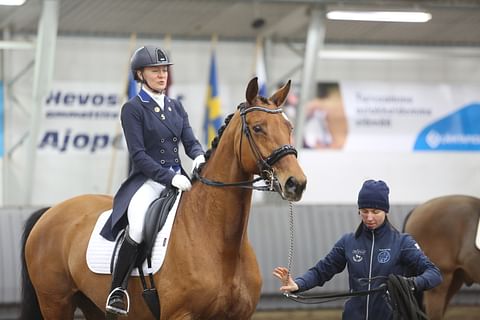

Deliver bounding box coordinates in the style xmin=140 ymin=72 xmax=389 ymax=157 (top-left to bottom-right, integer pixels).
xmin=20 ymin=77 xmax=307 ymax=320
xmin=404 ymin=195 xmax=480 ymax=320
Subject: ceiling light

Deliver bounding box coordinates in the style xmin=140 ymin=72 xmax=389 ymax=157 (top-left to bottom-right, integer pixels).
xmin=327 ymin=10 xmax=432 ymax=23
xmin=0 ymin=0 xmax=26 ymax=5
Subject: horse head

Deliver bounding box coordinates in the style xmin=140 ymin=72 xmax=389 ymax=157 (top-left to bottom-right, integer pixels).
xmin=236 ymin=77 xmax=307 ymax=201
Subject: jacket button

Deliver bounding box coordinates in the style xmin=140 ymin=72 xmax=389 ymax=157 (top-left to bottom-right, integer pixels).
xmin=172 ymin=137 xmax=178 ymax=142
xmin=160 ymin=149 xmax=165 ymax=154
xmin=173 ymin=147 xmax=178 ymax=153
xmin=160 ymin=138 xmax=165 ymax=143
xmin=174 ymin=158 xmax=179 ymax=163
xmin=160 ymin=160 xmax=166 ymax=164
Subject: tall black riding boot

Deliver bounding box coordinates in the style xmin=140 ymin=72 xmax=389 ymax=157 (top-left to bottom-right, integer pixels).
xmin=105 ymin=233 xmax=138 ymax=316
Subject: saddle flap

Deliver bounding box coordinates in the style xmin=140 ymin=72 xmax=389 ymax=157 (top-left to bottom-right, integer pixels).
xmin=142 ymin=187 xmax=179 ymax=258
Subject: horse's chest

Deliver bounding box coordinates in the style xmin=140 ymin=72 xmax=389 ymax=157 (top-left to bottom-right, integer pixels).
xmin=198 ymin=280 xmax=259 ymax=318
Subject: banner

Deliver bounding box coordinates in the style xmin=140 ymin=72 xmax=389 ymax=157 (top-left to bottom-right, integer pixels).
xmin=303 ymin=82 xmax=480 ymax=152
xmin=39 ymin=82 xmax=123 ymax=154
xmin=31 ymin=82 xmax=129 ymax=203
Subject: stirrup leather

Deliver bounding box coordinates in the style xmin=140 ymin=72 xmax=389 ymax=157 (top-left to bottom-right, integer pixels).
xmin=105 ymin=287 xmax=130 ymax=315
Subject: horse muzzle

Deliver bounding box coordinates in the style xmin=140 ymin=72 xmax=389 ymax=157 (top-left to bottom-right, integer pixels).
xmin=273 ymin=175 xmax=306 ymax=202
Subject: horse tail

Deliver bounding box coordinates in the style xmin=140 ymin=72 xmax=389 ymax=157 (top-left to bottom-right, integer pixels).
xmin=19 ymin=207 xmax=50 ymax=320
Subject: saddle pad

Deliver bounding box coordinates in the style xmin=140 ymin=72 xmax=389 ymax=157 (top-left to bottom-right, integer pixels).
xmin=476 ymin=217 xmax=480 ymax=251
xmin=86 ymin=193 xmax=181 ymax=276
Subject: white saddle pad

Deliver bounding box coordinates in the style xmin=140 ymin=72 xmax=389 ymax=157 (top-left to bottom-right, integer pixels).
xmin=476 ymin=217 xmax=480 ymax=251
xmin=86 ymin=192 xmax=181 ymax=276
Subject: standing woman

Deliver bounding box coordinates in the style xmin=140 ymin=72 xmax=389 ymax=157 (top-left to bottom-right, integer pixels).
xmin=100 ymin=45 xmax=205 ymax=315
xmin=273 ymin=180 xmax=442 ymax=320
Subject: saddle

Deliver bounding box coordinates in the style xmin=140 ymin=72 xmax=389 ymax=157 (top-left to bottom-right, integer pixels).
xmin=111 ymin=187 xmax=179 ymax=320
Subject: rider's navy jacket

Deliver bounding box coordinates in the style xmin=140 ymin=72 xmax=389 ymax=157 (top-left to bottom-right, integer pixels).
xmin=294 ymin=220 xmax=442 ymax=320
xmin=100 ymin=88 xmax=204 ymax=241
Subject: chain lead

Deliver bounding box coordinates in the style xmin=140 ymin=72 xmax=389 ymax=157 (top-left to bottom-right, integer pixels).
xmin=286 ymin=201 xmax=295 ymax=286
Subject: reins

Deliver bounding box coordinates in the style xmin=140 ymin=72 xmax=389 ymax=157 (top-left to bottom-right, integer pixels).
xmin=193 ymin=103 xmax=297 ymax=193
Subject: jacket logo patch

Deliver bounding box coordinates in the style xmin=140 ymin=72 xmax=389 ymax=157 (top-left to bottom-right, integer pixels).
xmin=378 ymin=249 xmax=391 ymax=264
xmin=352 ymin=249 xmax=366 ymax=263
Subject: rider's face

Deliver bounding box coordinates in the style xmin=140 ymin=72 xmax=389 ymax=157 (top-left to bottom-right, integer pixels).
xmin=139 ymin=65 xmax=169 ymax=92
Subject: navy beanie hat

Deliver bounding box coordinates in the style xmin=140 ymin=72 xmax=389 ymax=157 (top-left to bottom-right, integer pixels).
xmin=357 ymin=180 xmax=390 ymax=212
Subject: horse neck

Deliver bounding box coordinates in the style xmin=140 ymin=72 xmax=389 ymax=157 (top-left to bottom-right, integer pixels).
xmin=188 ymin=137 xmax=254 ymax=248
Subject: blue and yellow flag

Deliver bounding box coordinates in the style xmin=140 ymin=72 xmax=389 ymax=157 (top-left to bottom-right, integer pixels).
xmin=127 ymin=73 xmax=138 ymax=99
xmin=204 ymin=52 xmax=222 ymax=148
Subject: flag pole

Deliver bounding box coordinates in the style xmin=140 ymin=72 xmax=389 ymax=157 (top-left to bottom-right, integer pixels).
xmin=106 ymin=32 xmax=137 ymax=194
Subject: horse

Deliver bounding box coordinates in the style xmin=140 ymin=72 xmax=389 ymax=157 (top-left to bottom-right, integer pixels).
xmin=404 ymin=195 xmax=480 ymax=320
xmin=20 ymin=77 xmax=307 ymax=320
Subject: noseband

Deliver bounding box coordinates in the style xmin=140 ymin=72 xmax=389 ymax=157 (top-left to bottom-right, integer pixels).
xmin=193 ymin=102 xmax=297 ymax=192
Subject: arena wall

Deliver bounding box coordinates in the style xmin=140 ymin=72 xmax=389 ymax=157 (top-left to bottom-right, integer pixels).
xmin=1 ymin=204 xmax=478 ymax=317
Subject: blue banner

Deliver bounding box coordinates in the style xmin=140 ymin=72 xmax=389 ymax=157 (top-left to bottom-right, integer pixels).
xmin=414 ymin=103 xmax=480 ymax=151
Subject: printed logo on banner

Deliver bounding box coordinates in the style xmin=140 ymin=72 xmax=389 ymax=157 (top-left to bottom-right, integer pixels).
xmin=39 ymin=85 xmax=124 ymax=153
xmin=414 ymin=103 xmax=480 ymax=151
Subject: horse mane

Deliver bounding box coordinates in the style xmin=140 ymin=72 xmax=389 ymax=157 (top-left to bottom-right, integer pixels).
xmin=193 ymin=96 xmax=270 ymax=179
xmin=191 ymin=112 xmax=234 ymax=181
xmin=204 ymin=97 xmax=269 ymax=157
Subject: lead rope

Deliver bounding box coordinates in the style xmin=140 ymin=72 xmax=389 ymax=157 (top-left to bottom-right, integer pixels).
xmin=285 ymin=201 xmax=295 ymax=287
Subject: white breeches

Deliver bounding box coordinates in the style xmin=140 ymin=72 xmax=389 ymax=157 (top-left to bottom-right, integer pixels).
xmin=127 ymin=179 xmax=165 ymax=244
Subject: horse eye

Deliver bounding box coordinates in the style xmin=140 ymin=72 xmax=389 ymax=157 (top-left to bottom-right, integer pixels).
xmin=252 ymin=125 xmax=262 ymax=133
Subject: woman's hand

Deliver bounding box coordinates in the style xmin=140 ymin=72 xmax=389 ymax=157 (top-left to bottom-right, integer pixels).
xmin=272 ymin=266 xmax=299 ymax=292
xmin=191 ymin=154 xmax=206 ymax=173
xmin=171 ymin=174 xmax=192 ymax=191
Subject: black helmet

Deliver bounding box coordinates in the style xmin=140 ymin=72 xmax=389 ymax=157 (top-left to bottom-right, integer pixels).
xmin=130 ymin=45 xmax=173 ymax=81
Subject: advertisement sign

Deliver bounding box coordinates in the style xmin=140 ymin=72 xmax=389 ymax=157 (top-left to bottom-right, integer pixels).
xmin=302 ymin=82 xmax=480 ymax=152
xmin=32 ymin=82 xmax=129 ymax=203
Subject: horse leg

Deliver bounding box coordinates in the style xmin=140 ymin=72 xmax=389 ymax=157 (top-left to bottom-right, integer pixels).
xmin=34 ymin=292 xmax=76 ymax=320
xmin=73 ymin=292 xmax=105 ymax=320
xmin=444 ymin=269 xmax=467 ymax=312
xmin=424 ymin=271 xmax=453 ymax=320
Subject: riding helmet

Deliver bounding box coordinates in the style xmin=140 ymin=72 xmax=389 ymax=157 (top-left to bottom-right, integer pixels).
xmin=130 ymin=45 xmax=173 ymax=81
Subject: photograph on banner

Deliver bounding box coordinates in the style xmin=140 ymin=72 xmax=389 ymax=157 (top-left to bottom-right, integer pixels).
xmin=302 ymin=81 xmax=480 ymax=152
xmin=303 ymin=82 xmax=348 ymax=150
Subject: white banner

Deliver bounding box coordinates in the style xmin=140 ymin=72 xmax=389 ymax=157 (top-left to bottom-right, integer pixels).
xmin=299 ymin=81 xmax=480 ymax=204
xmin=303 ymin=82 xmax=480 ymax=152
xmin=32 ymin=82 xmax=129 ymax=204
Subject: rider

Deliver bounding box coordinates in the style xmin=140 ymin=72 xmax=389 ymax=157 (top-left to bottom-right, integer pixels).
xmin=273 ymin=179 xmax=443 ymax=320
xmin=100 ymin=45 xmax=205 ymax=315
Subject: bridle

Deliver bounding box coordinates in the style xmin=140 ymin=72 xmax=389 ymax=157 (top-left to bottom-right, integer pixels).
xmin=193 ymin=102 xmax=297 ymax=195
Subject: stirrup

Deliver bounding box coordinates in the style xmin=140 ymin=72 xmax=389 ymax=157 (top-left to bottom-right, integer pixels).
xmin=105 ymin=287 xmax=130 ymax=315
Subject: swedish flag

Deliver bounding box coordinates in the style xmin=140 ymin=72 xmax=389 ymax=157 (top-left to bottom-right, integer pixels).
xmin=204 ymin=52 xmax=222 ymax=148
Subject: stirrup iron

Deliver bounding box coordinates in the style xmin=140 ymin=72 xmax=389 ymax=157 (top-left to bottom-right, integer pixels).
xmin=105 ymin=287 xmax=130 ymax=315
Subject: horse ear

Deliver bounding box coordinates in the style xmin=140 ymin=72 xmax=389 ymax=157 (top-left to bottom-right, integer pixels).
xmin=246 ymin=77 xmax=259 ymax=106
xmin=269 ymin=80 xmax=291 ymax=107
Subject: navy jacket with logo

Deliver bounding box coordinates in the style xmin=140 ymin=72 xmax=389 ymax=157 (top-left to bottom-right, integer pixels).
xmin=294 ymin=220 xmax=442 ymax=320
xmin=100 ymin=88 xmax=204 ymax=241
